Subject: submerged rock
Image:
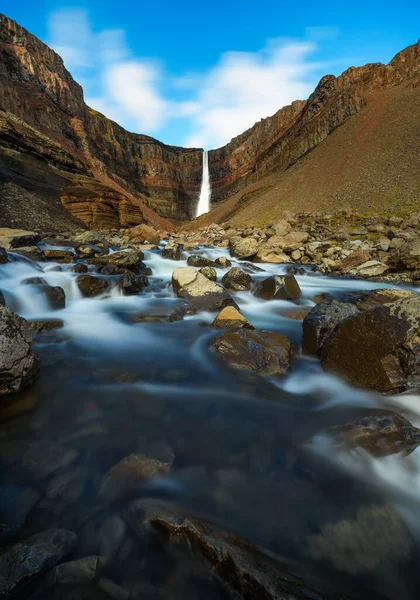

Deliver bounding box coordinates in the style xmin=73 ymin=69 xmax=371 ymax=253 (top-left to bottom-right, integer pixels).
xmin=172 ymin=267 xmax=236 ymax=312
xmin=253 ymin=274 xmax=301 ymax=301
xmin=212 ymin=329 xmax=293 ymax=376
xmin=221 ymin=267 xmax=252 ymax=291
xmin=77 ymin=275 xmax=108 ymax=297
xmin=321 ymin=296 xmax=420 ymax=392
xmin=0 ymin=305 xmax=39 ymax=396
xmin=302 ymin=299 xmax=359 ymax=356
xmin=211 ymin=306 xmax=254 ymax=330
xmin=0 ymin=528 xmax=77 ymax=598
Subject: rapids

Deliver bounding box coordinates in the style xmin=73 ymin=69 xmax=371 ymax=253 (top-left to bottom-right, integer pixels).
xmin=0 ymin=243 xmax=419 ymax=600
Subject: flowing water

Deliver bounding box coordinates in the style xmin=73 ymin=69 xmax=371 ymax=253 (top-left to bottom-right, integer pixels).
xmin=0 ymin=244 xmax=420 ymax=599
xmin=196 ymin=150 xmax=211 ymax=217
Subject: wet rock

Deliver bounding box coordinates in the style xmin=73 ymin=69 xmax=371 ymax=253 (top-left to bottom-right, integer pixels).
xmin=331 ymin=410 xmax=420 ymax=457
xmin=213 ymin=256 xmax=232 ymax=268
xmin=42 ymin=249 xmax=75 ymax=261
xmin=0 ymin=228 xmax=41 ymax=249
xmin=119 ymin=273 xmax=148 ymax=295
xmin=129 ymin=224 xmax=161 ymax=245
xmin=344 ymin=288 xmax=416 ymax=311
xmin=161 ymin=245 xmax=184 ymax=260
xmin=44 ymin=467 xmax=88 ymax=509
xmin=172 ymin=268 xmax=236 ymax=312
xmin=98 ymin=515 xmax=127 ymax=559
xmin=0 ymin=247 xmax=8 ymax=264
xmin=0 ymin=528 xmax=77 ymax=597
xmin=77 ymin=275 xmax=108 ymax=297
xmin=221 ymin=267 xmax=252 ymax=291
xmin=199 ymin=266 xmax=217 ymax=281
xmin=131 ymin=310 xmax=182 ymax=324
xmin=229 ymin=237 xmax=258 ymax=259
xmin=278 ymin=306 xmax=312 ymax=321
xmin=179 ymin=301 xmax=197 ymax=315
xmin=286 ymin=266 xmax=306 ymax=275
xmin=187 ymin=254 xmax=215 ymax=268
xmin=0 ymin=305 xmax=39 ymax=396
xmin=321 ymin=296 xmax=420 ymax=392
xmin=72 ymin=263 xmax=89 ymax=273
xmin=100 ymin=453 xmax=172 ymax=502
xmin=211 ymin=307 xmax=254 ymax=330
xmin=11 ymin=246 xmax=43 ymax=261
xmin=212 ymin=329 xmax=294 ymax=376
xmin=253 ymin=274 xmax=301 ymax=301
xmin=29 ymin=319 xmax=64 ymax=333
xmin=302 ymin=299 xmax=359 ymax=356
xmin=22 ymin=442 xmax=78 ymax=480
xmin=90 ymin=250 xmax=145 ymax=272
xmin=0 ymin=484 xmax=40 ymax=545
xmin=22 ymin=277 xmax=47 ymax=285
xmin=43 ymin=285 xmax=66 ymax=309
xmin=0 ymin=291 xmax=5 ymax=307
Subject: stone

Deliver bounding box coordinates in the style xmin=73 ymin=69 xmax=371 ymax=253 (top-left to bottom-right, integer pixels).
xmin=0 ymin=484 xmax=40 ymax=545
xmin=44 ymin=467 xmax=88 ymax=509
xmin=129 ymin=224 xmax=161 ymax=245
xmin=119 ymin=273 xmax=148 ymax=295
xmin=77 ymin=275 xmax=108 ymax=297
xmin=278 ymin=306 xmax=312 ymax=321
xmin=211 ymin=307 xmax=254 ymax=330
xmin=0 ymin=247 xmax=8 ymax=264
xmin=199 ymin=266 xmax=217 ymax=281
xmin=271 ymin=219 xmax=291 ymax=237
xmin=72 ymin=263 xmax=89 ymax=273
xmin=0 ymin=305 xmax=39 ymax=396
xmin=213 ymin=256 xmax=232 ymax=268
xmin=98 ymin=515 xmax=127 ymax=559
xmin=161 ymin=245 xmax=184 ymax=260
xmin=229 ymin=237 xmax=258 ymax=259
xmin=0 ymin=528 xmax=77 ymax=597
xmin=172 ymin=267 xmax=236 ymax=312
xmin=43 ymin=285 xmax=66 ymax=309
xmin=29 ymin=319 xmax=64 ymax=333
xmin=187 ymin=254 xmax=215 ymax=268
xmin=253 ymin=274 xmax=301 ymax=301
xmin=42 ymin=248 xmax=75 ymax=261
xmin=212 ymin=329 xmax=294 ymax=376
xmin=344 ymin=288 xmax=417 ymax=311
xmin=89 ymin=250 xmax=145 ymax=272
xmin=22 ymin=277 xmax=47 ymax=285
xmin=254 ymin=249 xmax=290 ymax=263
xmin=321 ymin=296 xmax=420 ymax=392
xmin=276 ymin=231 xmax=309 ymax=250
xmin=302 ymin=299 xmax=359 ymax=356
xmin=331 ymin=411 xmax=420 ymax=457
xmin=74 ymin=231 xmax=107 ymax=245
xmin=221 ymin=267 xmax=252 ymax=291
xmin=291 ymin=250 xmax=302 ymax=261
xmin=340 ymin=250 xmax=371 ymax=272
xmin=399 ymin=238 xmax=420 ymax=269
xmin=0 ymin=228 xmax=41 ymax=249
xmin=349 ymin=260 xmax=389 ymax=277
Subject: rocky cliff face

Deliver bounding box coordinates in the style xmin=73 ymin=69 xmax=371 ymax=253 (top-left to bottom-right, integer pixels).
xmin=208 ymin=40 xmax=420 ymax=203
xmin=0 ymin=13 xmax=419 ymax=231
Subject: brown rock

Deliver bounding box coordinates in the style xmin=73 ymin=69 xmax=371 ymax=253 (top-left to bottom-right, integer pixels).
xmin=253 ymin=275 xmax=301 ymax=301
xmin=340 ymin=250 xmax=371 ymax=272
xmin=199 ymin=267 xmax=217 ymax=281
xmin=77 ymin=275 xmax=108 ymax=297
xmin=129 ymin=225 xmax=161 ymax=245
xmin=302 ymin=299 xmax=359 ymax=356
xmin=172 ymin=267 xmax=236 ymax=312
xmin=211 ymin=307 xmax=253 ymax=330
xmin=221 ymin=267 xmax=252 ymax=291
xmin=229 ymin=237 xmax=258 ymax=259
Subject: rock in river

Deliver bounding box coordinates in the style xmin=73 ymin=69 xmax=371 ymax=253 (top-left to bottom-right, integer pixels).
xmin=253 ymin=274 xmax=301 ymax=301
xmin=302 ymin=299 xmax=359 ymax=356
xmin=212 ymin=329 xmax=294 ymax=376
xmin=221 ymin=267 xmax=252 ymax=291
xmin=77 ymin=275 xmax=108 ymax=297
xmin=0 ymin=305 xmax=39 ymax=396
xmin=172 ymin=267 xmax=236 ymax=312
xmin=211 ymin=306 xmax=254 ymax=330
xmin=229 ymin=237 xmax=258 ymax=259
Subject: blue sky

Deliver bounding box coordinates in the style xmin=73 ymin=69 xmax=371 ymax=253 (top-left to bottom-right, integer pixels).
xmin=3 ymin=0 xmax=419 ymax=148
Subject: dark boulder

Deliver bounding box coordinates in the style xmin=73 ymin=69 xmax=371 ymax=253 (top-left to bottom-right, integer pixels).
xmin=0 ymin=247 xmax=8 ymax=264
xmin=222 ymin=267 xmax=252 ymax=291
xmin=72 ymin=263 xmax=89 ymax=273
xmin=212 ymin=329 xmax=294 ymax=376
xmin=77 ymin=276 xmax=108 ymax=298
xmin=161 ymin=245 xmax=184 ymax=260
xmin=302 ymin=299 xmax=359 ymax=356
xmin=89 ymin=250 xmax=145 ymax=273
xmin=213 ymin=256 xmax=232 ymax=268
xmin=42 ymin=285 xmax=66 ymax=310
xmin=199 ymin=266 xmax=217 ymax=281
xmin=344 ymin=288 xmax=416 ymax=311
xmin=187 ymin=254 xmax=215 ymax=268
xmin=119 ymin=273 xmax=148 ymax=295
xmin=253 ymin=274 xmax=301 ymax=301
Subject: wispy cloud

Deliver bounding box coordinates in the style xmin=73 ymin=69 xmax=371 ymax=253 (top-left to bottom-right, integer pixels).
xmin=48 ymin=9 xmax=334 ymax=148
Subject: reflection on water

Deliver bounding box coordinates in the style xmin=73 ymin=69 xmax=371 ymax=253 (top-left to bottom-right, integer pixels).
xmin=0 ymin=244 xmax=419 ymax=600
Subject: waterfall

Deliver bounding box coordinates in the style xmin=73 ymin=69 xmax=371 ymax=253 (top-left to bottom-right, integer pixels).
xmin=196 ymin=150 xmax=211 ymax=217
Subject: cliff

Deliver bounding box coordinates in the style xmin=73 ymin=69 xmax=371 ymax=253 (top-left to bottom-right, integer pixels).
xmin=0 ymin=12 xmax=419 ymax=231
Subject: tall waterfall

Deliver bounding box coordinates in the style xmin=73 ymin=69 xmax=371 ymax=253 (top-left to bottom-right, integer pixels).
xmin=196 ymin=150 xmax=211 ymax=217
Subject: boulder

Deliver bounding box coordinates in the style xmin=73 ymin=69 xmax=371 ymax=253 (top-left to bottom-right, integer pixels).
xmin=212 ymin=329 xmax=294 ymax=376
xmin=349 ymin=260 xmax=389 ymax=277
xmin=211 ymin=306 xmax=253 ymax=330
xmin=0 ymin=528 xmax=77 ymax=597
xmin=302 ymin=299 xmax=359 ymax=356
xmin=344 ymin=288 xmax=417 ymax=311
xmin=43 ymin=285 xmax=66 ymax=310
xmin=253 ymin=275 xmax=301 ymax=301
xmin=74 ymin=231 xmax=107 ymax=245
xmin=399 ymin=238 xmax=420 ymax=269
xmin=0 ymin=228 xmax=41 ymax=249
xmin=229 ymin=237 xmax=258 ymax=259
xmin=161 ymin=245 xmax=184 ymax=260
xmin=221 ymin=267 xmax=252 ymax=291
xmin=0 ymin=305 xmax=39 ymax=396
xmin=321 ymin=296 xmax=420 ymax=392
xmin=340 ymin=250 xmax=371 ymax=272
xmin=213 ymin=256 xmax=232 ymax=268
xmin=77 ymin=276 xmax=108 ymax=297
xmin=118 ymin=273 xmax=148 ymax=295
xmin=72 ymin=263 xmax=89 ymax=274
xmin=187 ymin=254 xmax=215 ymax=268
xmin=276 ymin=231 xmax=309 ymax=250
xmin=254 ymin=249 xmax=290 ymax=263
xmin=42 ymin=249 xmax=75 ymax=261
xmin=271 ymin=219 xmax=291 ymax=237
xmin=199 ymin=266 xmax=217 ymax=281
xmin=331 ymin=411 xmax=420 ymax=457
xmin=172 ymin=267 xmax=236 ymax=312
xmin=129 ymin=224 xmax=161 ymax=245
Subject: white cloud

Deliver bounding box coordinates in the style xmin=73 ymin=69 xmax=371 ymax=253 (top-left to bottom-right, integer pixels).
xmin=48 ymin=9 xmax=333 ymax=147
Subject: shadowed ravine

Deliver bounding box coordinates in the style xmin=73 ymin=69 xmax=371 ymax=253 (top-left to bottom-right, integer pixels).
xmin=0 ymin=241 xmax=420 ymax=600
